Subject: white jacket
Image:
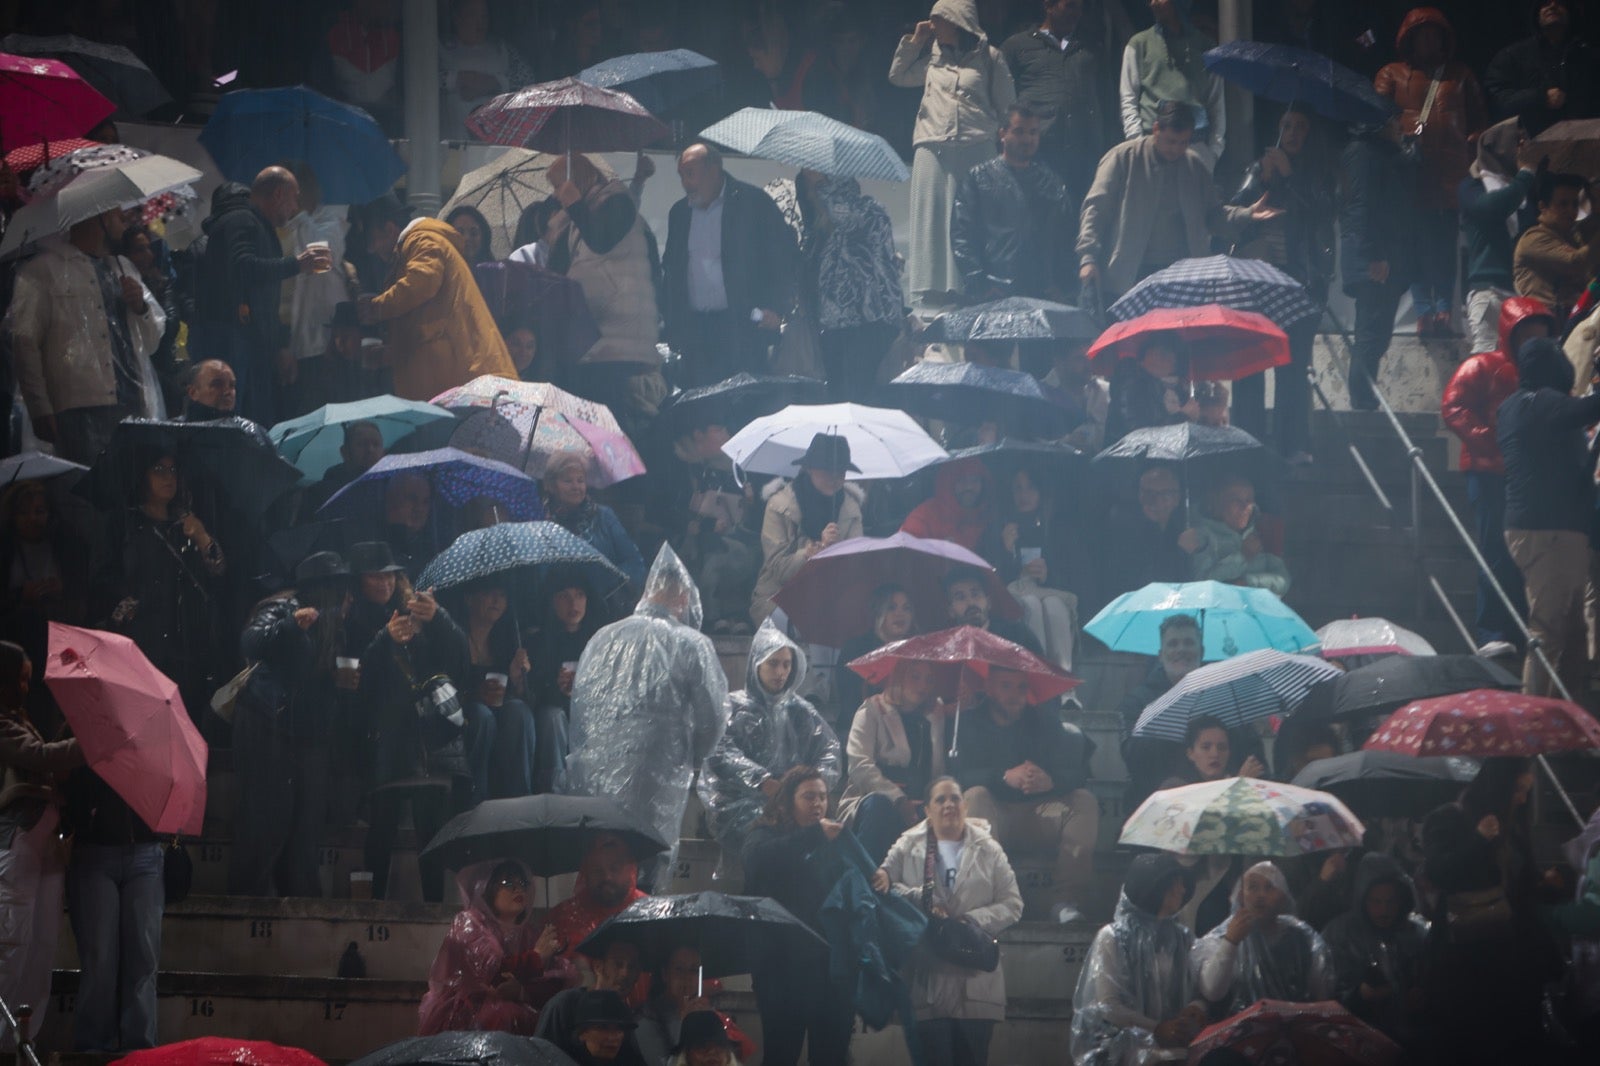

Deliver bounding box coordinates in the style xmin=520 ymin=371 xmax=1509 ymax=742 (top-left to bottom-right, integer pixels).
xmin=837 ymin=691 xmax=948 ymax=824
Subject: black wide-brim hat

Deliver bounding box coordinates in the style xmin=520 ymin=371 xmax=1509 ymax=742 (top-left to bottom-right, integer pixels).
xmin=348 ymin=540 xmax=406 ymax=575
xmin=295 ymin=550 xmax=352 ymax=586
xmin=792 ymin=431 xmax=861 ymax=473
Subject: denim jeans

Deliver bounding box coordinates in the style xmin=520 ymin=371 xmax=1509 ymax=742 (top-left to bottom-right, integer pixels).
xmin=853 ymin=792 xmax=908 ymax=867
xmin=484 ymin=698 xmax=537 ymax=798
xmin=66 ymin=842 xmax=163 ymax=1051
xmin=531 ymin=703 xmax=568 ymax=795
xmin=1349 ymin=280 xmax=1406 ymax=410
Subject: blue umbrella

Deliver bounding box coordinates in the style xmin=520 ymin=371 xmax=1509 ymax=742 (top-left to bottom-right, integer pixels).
xmin=269 ymin=396 xmax=454 ymax=484
xmin=577 ymin=49 xmax=720 ymax=117
xmin=700 ymin=107 xmax=910 ymax=182
xmin=1085 ymin=580 xmax=1320 ymax=662
xmin=200 ymin=86 xmax=406 ymax=205
xmin=1131 ymin=649 xmax=1342 ymax=742
xmin=879 ymin=361 xmax=1072 ymax=438
xmin=416 ymin=520 xmax=625 ymax=595
xmin=319 ymin=447 xmax=543 ymax=522
xmin=1204 ymin=41 xmax=1397 ymax=127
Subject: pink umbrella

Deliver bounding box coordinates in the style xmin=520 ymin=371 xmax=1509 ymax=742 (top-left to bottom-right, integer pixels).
xmin=451 ymin=399 xmax=645 ymax=488
xmin=1363 ymin=688 xmax=1600 ymax=758
xmin=44 ymin=622 xmax=207 ymax=836
xmin=0 ymin=52 xmax=114 ymax=152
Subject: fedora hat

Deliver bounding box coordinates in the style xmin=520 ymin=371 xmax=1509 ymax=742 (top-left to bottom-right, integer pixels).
xmin=792 ymin=432 xmax=860 ymax=473
xmin=348 ymin=541 xmax=405 ymax=575
xmin=295 ymin=551 xmax=351 ymax=587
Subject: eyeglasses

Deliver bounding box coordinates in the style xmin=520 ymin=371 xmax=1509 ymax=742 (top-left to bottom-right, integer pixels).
xmin=493 ymin=876 xmax=528 ymax=891
xmin=150 ymin=464 xmax=178 ymax=476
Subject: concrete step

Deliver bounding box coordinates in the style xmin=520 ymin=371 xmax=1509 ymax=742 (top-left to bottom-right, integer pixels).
xmin=1309 ymin=334 xmax=1464 ymax=415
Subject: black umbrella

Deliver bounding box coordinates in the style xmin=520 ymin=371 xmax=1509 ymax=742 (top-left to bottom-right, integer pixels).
xmin=1291 ymin=750 xmax=1479 ymax=819
xmin=878 ymin=361 xmax=1073 ymax=438
xmin=419 ymin=794 xmax=668 ymax=875
xmin=350 ymin=1032 xmax=576 ymax=1066
xmin=1294 ymin=654 xmax=1521 ymax=722
xmin=575 ymin=891 xmax=827 ymax=980
xmin=1093 ymin=421 xmax=1285 ymax=501
xmin=945 ymin=438 xmax=1086 ymax=472
xmin=657 ymin=372 xmax=830 ymax=436
xmin=77 ymin=417 xmax=302 ymax=520
xmin=920 ymin=296 xmax=1099 ymax=344
xmin=1 ymin=33 xmax=173 ymax=118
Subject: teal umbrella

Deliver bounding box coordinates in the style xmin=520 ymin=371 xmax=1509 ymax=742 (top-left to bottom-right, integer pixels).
xmin=1084 ymin=580 xmax=1319 ymax=662
xmin=269 ymin=396 xmax=453 ymax=484
xmin=416 ymin=521 xmax=626 ymax=597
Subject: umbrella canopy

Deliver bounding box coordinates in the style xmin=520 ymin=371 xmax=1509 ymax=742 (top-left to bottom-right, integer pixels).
xmin=920 ymin=296 xmax=1099 ymax=344
xmin=1291 ymin=750 xmax=1479 ymax=819
xmin=1087 ymin=305 xmax=1291 ymax=382
xmin=111 ymin=1037 xmax=327 ymax=1066
xmin=1119 ymin=776 xmax=1365 ymax=858
xmin=700 ymin=106 xmax=909 ymax=181
xmin=319 ymin=447 xmax=544 ymax=522
xmin=3 ymin=136 xmax=96 ymax=175
xmin=0 ymin=51 xmax=114 ymax=152
xmin=431 ymin=376 xmax=622 ymax=431
xmin=450 ymin=402 xmax=645 ymax=488
xmin=943 ymin=439 xmax=1085 ymax=474
xmin=1 ymin=33 xmax=172 ymax=118
xmin=1520 ymin=118 xmax=1600 ymax=182
xmin=879 ymin=361 xmax=1072 ymax=438
xmin=1186 ymin=998 xmax=1403 ymax=1066
xmin=269 ymin=397 xmax=453 ymax=484
xmin=657 ymin=373 xmax=831 ymax=436
xmin=847 ymin=625 xmax=1080 ymax=704
xmin=351 ymin=1033 xmax=576 ymax=1066
xmin=1092 ymin=422 xmax=1283 ymax=489
xmin=467 ymin=78 xmax=668 ymax=153
xmin=0 ymin=450 xmax=87 ymax=484
xmin=419 ymin=793 xmax=669 ymax=875
xmin=773 ymin=532 xmax=1020 ymax=644
xmin=1315 ymin=617 xmax=1435 ymax=660
xmin=78 ymin=417 xmax=303 ymax=521
xmin=1364 ymin=689 xmax=1600 ymax=757
xmin=44 ymin=622 xmax=207 ymax=836
xmin=1293 ymin=654 xmax=1520 ymax=723
xmin=577 ymin=49 xmax=721 ymax=117
xmin=722 ymin=402 xmax=948 ymax=480
xmin=1203 ymin=40 xmax=1397 ymax=126
xmin=1085 ymin=580 xmax=1320 ymax=662
xmin=415 ymin=521 xmax=626 ymax=596
xmin=576 ymin=891 xmax=826 ymax=978
xmin=1 ymin=148 xmax=201 ymax=258
xmin=1109 ymin=255 xmax=1320 ymax=329
xmin=1131 ymin=650 xmax=1341 ymax=742
xmin=441 ymin=149 xmax=615 ymax=261
xmin=200 ymin=86 xmax=406 ymax=205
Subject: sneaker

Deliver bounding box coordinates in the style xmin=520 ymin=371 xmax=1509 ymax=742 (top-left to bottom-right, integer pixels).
xmin=1054 ymin=904 xmax=1084 ymax=925
xmin=1476 ymin=640 xmax=1517 ymax=660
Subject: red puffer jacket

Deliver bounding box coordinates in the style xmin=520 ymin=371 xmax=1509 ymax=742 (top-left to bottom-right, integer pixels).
xmin=1441 ymin=296 xmax=1556 ymax=472
xmin=1373 ymin=7 xmax=1489 ymax=208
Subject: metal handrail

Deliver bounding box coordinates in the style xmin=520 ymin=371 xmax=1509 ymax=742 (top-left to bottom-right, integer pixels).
xmin=1 ymin=993 xmax=42 ymax=1066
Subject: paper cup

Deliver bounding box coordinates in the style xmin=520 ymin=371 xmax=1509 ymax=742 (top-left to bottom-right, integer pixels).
xmin=336 ymin=657 xmax=360 ymax=670
xmin=350 ymin=871 xmax=373 ymax=900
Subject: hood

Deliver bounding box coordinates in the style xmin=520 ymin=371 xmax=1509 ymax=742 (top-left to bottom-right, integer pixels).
xmin=1473 ymin=116 xmax=1523 ymax=180
xmin=204 ymin=181 xmax=252 ymax=230
xmin=1498 ymin=296 xmax=1557 ymax=356
xmin=634 ymin=543 xmax=704 ymax=631
xmin=1350 ymin=852 xmax=1416 ymax=928
xmin=745 ymin=618 xmax=808 ymax=704
xmin=455 ymin=858 xmax=534 ymax=920
xmin=1396 ymin=7 xmax=1456 ymax=65
xmin=1229 ymin=860 xmax=1295 ymax=914
xmin=407 ymin=216 xmax=468 ymax=256
xmin=931 ymin=457 xmax=994 ymax=512
xmin=930 ymin=0 xmax=984 ymax=39
xmin=1122 ymin=852 xmax=1195 ymax=916
xmin=1517 ymin=336 xmax=1576 ymax=392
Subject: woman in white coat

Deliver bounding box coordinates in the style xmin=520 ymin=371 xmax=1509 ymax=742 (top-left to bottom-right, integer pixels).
xmin=874 ymin=776 xmax=1024 ymax=1066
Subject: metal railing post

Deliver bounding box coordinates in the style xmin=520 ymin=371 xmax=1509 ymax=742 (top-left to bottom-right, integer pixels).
xmin=1 ymin=994 xmax=42 ymax=1066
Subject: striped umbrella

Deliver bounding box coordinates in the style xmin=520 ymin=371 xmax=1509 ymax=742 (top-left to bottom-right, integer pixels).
xmin=1132 ymin=649 xmax=1342 ymax=741
xmin=700 ymin=107 xmax=910 ymax=182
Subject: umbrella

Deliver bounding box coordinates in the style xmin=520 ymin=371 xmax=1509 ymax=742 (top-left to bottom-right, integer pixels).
xmin=431 ymin=376 xmax=623 ymax=432
xmin=1186 ymin=999 xmax=1403 ymax=1066
xmin=700 ymin=107 xmax=909 ymax=182
xmin=1291 ymin=750 xmax=1479 ymax=819
xmin=44 ymin=622 xmax=207 ymax=836
xmin=1092 ymin=422 xmax=1283 ymax=492
xmin=1293 ymin=654 xmax=1520 ymax=723
xmin=1109 ymin=255 xmax=1320 ymax=329
xmin=0 ymin=51 xmax=114 ymax=152
xmin=319 ymin=447 xmax=544 ymax=523
xmin=419 ymin=793 xmax=669 ymax=874
xmin=1203 ymin=40 xmax=1398 ymax=126
xmin=576 ymin=891 xmax=826 ymax=978
xmin=1084 ymin=580 xmax=1320 ymax=662
xmin=467 ymin=78 xmax=668 ymax=154
xmin=1 ymin=34 xmax=172 ymax=117
xmin=878 ymin=361 xmax=1072 ymax=438
xmin=0 ymin=450 xmax=87 ymax=485
xmin=351 ymin=1033 xmax=576 ymax=1066
xmin=1363 ymin=689 xmax=1600 ymax=757
xmin=657 ymin=373 xmax=831 ymax=436
xmin=200 ymin=86 xmax=406 ymax=206
xmin=1 ymin=148 xmax=201 ymax=258
xmin=722 ymin=402 xmax=948 ymax=480
xmin=441 ymin=149 xmax=615 ymax=261
xmin=269 ymin=396 xmax=453 ymax=484
xmin=919 ymin=296 xmax=1100 ymax=344
xmin=77 ymin=417 xmax=303 ymax=521
xmin=772 ymin=532 xmax=1021 ymax=644
xmin=1520 ymin=118 xmax=1600 ymax=182
xmin=1131 ymin=650 xmax=1341 ymax=742
xmin=3 ymin=136 xmax=96 ymax=175
xmin=943 ymin=439 xmax=1085 ymax=473
xmin=449 ymin=402 xmax=645 ymax=488
xmin=415 ymin=521 xmax=626 ymax=596
xmin=111 ymin=1037 xmax=326 ymax=1066
xmin=1086 ymin=305 xmax=1291 ymax=382
xmin=1315 ymin=617 xmax=1435 ymax=659
xmin=1119 ymin=776 xmax=1365 ymax=858
xmin=577 ymin=49 xmax=721 ymax=117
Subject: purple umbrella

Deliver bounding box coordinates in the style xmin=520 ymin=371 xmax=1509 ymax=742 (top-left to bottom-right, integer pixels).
xmin=317 ymin=447 xmax=544 ymax=522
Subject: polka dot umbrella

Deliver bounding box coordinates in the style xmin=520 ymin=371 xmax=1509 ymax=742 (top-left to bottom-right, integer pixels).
xmin=1363 ymin=689 xmax=1600 ymax=757
xmin=415 ymin=520 xmax=626 ymax=597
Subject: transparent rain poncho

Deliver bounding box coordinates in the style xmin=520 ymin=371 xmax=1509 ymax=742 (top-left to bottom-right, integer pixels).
xmin=697 ymin=620 xmax=842 ymax=876
xmin=566 ymin=544 xmax=729 ymax=870
xmin=1192 ymin=861 xmax=1335 ymax=1014
xmin=1071 ymin=854 xmax=1201 ymax=1066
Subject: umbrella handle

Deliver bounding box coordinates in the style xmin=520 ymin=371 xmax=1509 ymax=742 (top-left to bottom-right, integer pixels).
xmin=697 ymin=964 xmax=703 ymax=999
xmin=947 ymin=695 xmax=962 ymax=761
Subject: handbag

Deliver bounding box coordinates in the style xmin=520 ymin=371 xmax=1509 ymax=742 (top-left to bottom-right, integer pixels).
xmin=392 ymin=644 xmax=465 ymax=728
xmin=209 ymin=662 xmax=259 ymax=724
xmin=919 ymin=825 xmax=1000 ymax=973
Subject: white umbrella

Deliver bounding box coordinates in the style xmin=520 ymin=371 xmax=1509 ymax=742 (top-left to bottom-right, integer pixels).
xmin=721 ymin=402 xmax=947 ymax=480
xmin=440 ymin=148 xmax=615 ymax=260
xmin=1 ymin=151 xmax=202 ymax=258
xmin=1316 ymin=617 xmax=1436 ymax=659
xmin=0 ymin=451 xmax=88 ymax=484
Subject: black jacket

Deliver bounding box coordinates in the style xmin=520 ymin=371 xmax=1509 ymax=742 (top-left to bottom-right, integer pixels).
xmin=1001 ymin=29 xmax=1109 ymax=198
xmin=196 ymin=183 xmax=297 ymax=352
xmin=1485 ymin=32 xmax=1599 ymax=136
xmin=661 ymin=174 xmax=798 ymax=340
xmin=948 ymin=700 xmax=1092 ymax=803
xmin=1338 ymin=133 xmax=1416 ymax=295
xmin=1230 ymin=156 xmax=1336 ymax=299
xmin=951 ymin=156 xmax=1074 ymax=299
xmin=742 ymin=821 xmax=833 ymax=930
xmin=1496 ymin=339 xmax=1600 ymax=533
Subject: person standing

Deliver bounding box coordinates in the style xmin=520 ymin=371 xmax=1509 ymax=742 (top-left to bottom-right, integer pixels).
xmin=1339 ymin=113 xmax=1417 ymax=410
xmin=1119 ymin=0 xmax=1225 ymax=170
xmin=1458 ymin=118 xmax=1538 ymax=357
xmin=1513 ymin=171 xmax=1600 ymax=323
xmin=1485 ymin=0 xmax=1597 ymax=137
xmin=438 ymin=0 xmax=534 ymax=141
xmin=889 ymin=0 xmax=1016 ymax=306
xmin=1002 ymin=0 xmax=1109 ymax=207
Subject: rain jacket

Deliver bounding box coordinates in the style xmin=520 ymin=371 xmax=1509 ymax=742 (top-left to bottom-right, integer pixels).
xmin=888 ymin=0 xmax=1016 ymax=149
xmin=1192 ymin=862 xmax=1334 ymax=1013
xmin=419 ymin=860 xmax=547 ymax=1035
xmin=1070 ymin=854 xmax=1201 ymax=1066
xmin=537 ymin=837 xmax=647 ymax=980
xmin=700 ymin=622 xmax=842 ymax=865
xmin=1497 ymin=337 xmax=1600 ymax=532
xmin=1373 ymin=8 xmax=1489 ymax=208
xmin=1322 ymin=854 xmax=1428 ymax=1044
xmin=900 ymin=459 xmax=1007 ymax=567
xmin=881 ymin=818 xmax=1022 ymax=1022
xmin=751 ymin=479 xmax=863 ymax=624
xmin=566 ymin=546 xmax=729 ymax=869
xmin=1441 ymin=297 xmax=1554 ymax=473
xmin=951 ymin=156 xmax=1075 ymax=299
xmin=366 ymin=218 xmax=516 ymax=401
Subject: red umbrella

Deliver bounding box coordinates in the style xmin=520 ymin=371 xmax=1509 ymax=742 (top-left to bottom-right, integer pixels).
xmin=772 ymin=531 xmax=1020 ymax=645
xmin=44 ymin=622 xmax=207 ymax=836
xmin=1087 ymin=304 xmax=1290 ymax=381
xmin=4 ymin=135 xmax=96 ymax=175
xmin=848 ymin=624 xmax=1079 ymax=704
xmin=466 ymin=77 xmax=669 ymax=153
xmin=0 ymin=53 xmax=114 ymax=152
xmin=1187 ymin=999 xmax=1402 ymax=1066
xmin=1363 ymin=688 xmax=1600 ymax=758
xmin=113 ymin=1037 xmax=327 ymax=1066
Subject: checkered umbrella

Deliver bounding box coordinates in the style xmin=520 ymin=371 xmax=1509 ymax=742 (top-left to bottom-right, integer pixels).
xmin=1109 ymin=255 xmax=1320 ymax=328
xmin=700 ymin=107 xmax=910 ymax=182
xmin=467 ymin=77 xmax=668 ymax=153
xmin=1132 ymin=649 xmax=1341 ymax=742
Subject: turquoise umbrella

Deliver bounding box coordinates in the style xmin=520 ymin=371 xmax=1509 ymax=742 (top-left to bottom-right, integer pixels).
xmin=269 ymin=396 xmax=453 ymax=484
xmin=1084 ymin=580 xmax=1319 ymax=662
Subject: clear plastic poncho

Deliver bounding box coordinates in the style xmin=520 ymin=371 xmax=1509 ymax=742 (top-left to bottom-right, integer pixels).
xmin=1071 ymin=854 xmax=1199 ymax=1066
xmin=1191 ymin=861 xmax=1335 ymax=1015
xmin=697 ymin=620 xmax=842 ymax=874
xmin=566 ymin=545 xmax=729 ymax=871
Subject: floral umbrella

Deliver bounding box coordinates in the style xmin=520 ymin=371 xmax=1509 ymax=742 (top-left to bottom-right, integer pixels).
xmin=1363 ymin=689 xmax=1600 ymax=757
xmin=449 ymin=401 xmax=645 ymax=488
xmin=1118 ymin=776 xmax=1365 ymax=858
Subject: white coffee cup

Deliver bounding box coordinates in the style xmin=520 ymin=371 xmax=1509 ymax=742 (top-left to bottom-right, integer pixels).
xmin=306 ymin=240 xmax=332 ymax=273
xmin=336 ymin=656 xmax=360 ymax=670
